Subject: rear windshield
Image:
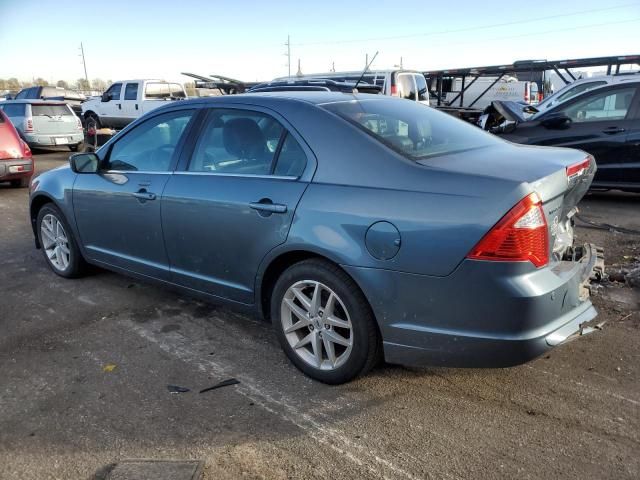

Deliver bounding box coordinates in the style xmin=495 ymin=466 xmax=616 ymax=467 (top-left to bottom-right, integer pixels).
xmin=322 ymin=98 xmax=499 ymax=160
xmin=31 ymin=104 xmax=72 ymax=116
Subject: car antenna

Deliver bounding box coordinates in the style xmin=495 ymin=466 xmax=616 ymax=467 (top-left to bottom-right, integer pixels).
xmin=354 ymin=51 xmax=379 ymax=92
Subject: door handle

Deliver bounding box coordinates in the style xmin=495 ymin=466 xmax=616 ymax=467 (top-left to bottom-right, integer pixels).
xmin=602 ymin=127 xmax=625 ymax=134
xmin=132 ymin=191 xmax=156 ymax=201
xmin=135 ymin=104 xmax=139 ymax=110
xmin=249 ymin=200 xmax=287 ymax=214
xmin=117 ymin=103 xmax=121 ymax=110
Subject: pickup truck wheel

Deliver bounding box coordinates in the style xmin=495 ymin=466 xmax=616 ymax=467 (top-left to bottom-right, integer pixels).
xmin=85 ymin=113 xmax=101 ymax=130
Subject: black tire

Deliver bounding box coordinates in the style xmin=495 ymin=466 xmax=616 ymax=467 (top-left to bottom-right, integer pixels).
xmin=271 ymin=259 xmax=381 ymax=384
xmin=10 ymin=178 xmax=29 ymax=188
xmin=84 ymin=113 xmax=101 ymax=130
xmin=68 ymin=143 xmax=83 ymax=152
xmin=36 ymin=203 xmax=87 ymax=278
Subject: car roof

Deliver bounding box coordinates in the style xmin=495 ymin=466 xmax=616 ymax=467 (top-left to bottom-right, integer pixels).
xmin=172 ymin=91 xmax=388 ymax=108
xmin=1 ymin=99 xmax=70 ymax=105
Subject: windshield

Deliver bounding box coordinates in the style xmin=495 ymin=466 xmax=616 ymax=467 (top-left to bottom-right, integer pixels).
xmin=321 ymin=98 xmax=500 ymax=160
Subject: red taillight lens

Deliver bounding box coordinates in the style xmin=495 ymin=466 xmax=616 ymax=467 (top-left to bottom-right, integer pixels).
xmin=467 ymin=192 xmax=549 ymax=268
xmin=390 ymin=85 xmax=398 ymax=96
xmin=25 ymin=118 xmax=33 ymax=132
xmin=566 ymin=157 xmax=591 ymax=181
xmin=20 ymin=140 xmax=32 ymax=158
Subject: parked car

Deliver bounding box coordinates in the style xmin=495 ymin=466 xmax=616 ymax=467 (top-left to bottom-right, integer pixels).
xmin=248 ymin=79 xmax=382 ymax=94
xmin=81 ymin=79 xmax=187 ymax=129
xmin=491 ymin=81 xmax=640 ymax=192
xmin=14 ymin=85 xmax=86 ymax=117
xmin=536 ymin=72 xmax=640 ymax=112
xmin=0 ymin=100 xmax=84 ymax=151
xmin=30 ymin=92 xmax=602 ymax=384
xmin=0 ymin=109 xmax=33 ymax=187
xmin=279 ymin=70 xmax=430 ymax=104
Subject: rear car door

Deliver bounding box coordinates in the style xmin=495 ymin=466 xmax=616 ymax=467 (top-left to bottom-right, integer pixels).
xmin=73 ymin=108 xmax=196 ymax=279
xmin=161 ymin=106 xmax=312 ymax=304
xmin=121 ymin=82 xmax=140 ymax=123
xmin=396 ymin=73 xmax=417 ymax=101
xmin=526 ymin=85 xmax=639 ymax=186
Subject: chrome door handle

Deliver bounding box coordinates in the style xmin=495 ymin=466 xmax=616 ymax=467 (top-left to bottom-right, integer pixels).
xmin=602 ymin=127 xmax=625 ymax=134
xmin=132 ymin=191 xmax=156 ymax=201
xmin=249 ymin=201 xmax=287 ymax=214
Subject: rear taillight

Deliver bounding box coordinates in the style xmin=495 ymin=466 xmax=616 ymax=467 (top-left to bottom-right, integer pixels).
xmin=467 ymin=193 xmax=549 ymax=268
xmin=25 ymin=118 xmax=33 ymax=133
xmin=390 ymin=85 xmax=398 ymax=96
xmin=76 ymin=117 xmax=83 ymax=130
xmin=566 ymin=156 xmax=591 ymax=182
xmin=538 ymin=92 xmax=544 ymax=102
xmin=524 ymin=83 xmax=530 ymax=103
xmin=20 ymin=140 xmax=32 ymax=158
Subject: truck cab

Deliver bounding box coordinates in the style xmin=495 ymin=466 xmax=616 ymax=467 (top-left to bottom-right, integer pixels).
xmin=81 ymin=79 xmax=187 ymax=129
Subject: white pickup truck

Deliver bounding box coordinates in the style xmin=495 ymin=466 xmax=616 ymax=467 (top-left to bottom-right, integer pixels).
xmin=81 ymin=79 xmax=187 ymax=129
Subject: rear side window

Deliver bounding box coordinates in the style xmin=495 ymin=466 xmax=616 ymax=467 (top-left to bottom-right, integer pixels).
xmin=322 ymin=98 xmax=499 ymax=160
xmin=189 ymin=109 xmax=286 ymax=175
xmin=274 ymin=134 xmax=307 ymax=176
xmin=397 ymin=74 xmax=416 ymax=100
xmin=1 ymin=103 xmax=26 ymax=117
xmin=31 ymin=104 xmax=72 ymax=116
xmin=124 ymin=83 xmax=138 ymax=100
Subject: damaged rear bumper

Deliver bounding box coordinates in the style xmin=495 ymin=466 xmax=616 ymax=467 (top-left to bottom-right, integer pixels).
xmin=343 ymin=243 xmax=605 ymax=368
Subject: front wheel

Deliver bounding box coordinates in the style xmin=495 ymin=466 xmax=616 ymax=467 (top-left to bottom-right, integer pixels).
xmin=271 ymin=259 xmax=381 ymax=384
xmin=36 ymin=204 xmax=86 ymax=278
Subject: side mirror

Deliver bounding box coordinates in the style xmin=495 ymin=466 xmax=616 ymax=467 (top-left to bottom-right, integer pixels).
xmin=70 ymin=152 xmax=99 ymax=173
xmin=541 ymin=113 xmax=572 ymax=129
xmin=101 ymin=92 xmax=110 ymax=102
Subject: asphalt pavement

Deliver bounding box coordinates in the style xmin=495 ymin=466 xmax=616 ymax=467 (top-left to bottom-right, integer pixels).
xmin=1 ymin=150 xmax=638 ymax=480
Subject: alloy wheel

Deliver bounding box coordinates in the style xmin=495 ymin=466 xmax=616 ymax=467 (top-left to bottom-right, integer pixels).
xmin=40 ymin=213 xmax=71 ymax=272
xmin=280 ymin=280 xmax=353 ymax=370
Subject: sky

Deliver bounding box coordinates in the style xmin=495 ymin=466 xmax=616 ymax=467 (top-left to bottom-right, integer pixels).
xmin=0 ymin=0 xmax=639 ymax=85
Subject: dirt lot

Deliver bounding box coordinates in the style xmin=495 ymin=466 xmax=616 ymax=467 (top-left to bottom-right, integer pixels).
xmin=1 ymin=150 xmax=639 ymax=480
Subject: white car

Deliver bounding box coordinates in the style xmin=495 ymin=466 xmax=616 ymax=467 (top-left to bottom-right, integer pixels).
xmin=0 ymin=100 xmax=84 ymax=151
xmin=81 ymin=79 xmax=187 ymax=129
xmin=536 ymin=73 xmax=640 ymax=111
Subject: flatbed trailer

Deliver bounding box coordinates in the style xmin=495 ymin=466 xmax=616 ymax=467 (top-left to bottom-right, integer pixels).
xmin=424 ymin=54 xmax=640 ymax=121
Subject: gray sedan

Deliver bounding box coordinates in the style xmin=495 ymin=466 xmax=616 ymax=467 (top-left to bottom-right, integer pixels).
xmin=29 ymin=92 xmax=603 ymax=383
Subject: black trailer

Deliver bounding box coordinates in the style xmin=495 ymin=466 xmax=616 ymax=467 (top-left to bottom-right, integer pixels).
xmin=424 ymin=54 xmax=640 ymax=122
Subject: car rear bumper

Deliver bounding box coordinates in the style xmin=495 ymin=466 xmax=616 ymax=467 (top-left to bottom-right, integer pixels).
xmin=343 ymin=243 xmax=603 ymax=368
xmin=24 ymin=132 xmax=83 ymax=147
xmin=0 ymin=158 xmax=34 ymax=180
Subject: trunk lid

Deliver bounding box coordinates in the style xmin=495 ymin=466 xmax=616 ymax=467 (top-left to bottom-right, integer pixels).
xmin=30 ymin=103 xmax=78 ymax=135
xmin=417 ymin=142 xmax=595 ymax=262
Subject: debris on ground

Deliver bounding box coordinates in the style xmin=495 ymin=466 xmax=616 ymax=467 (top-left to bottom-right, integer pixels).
xmin=102 ymin=364 xmax=117 ymax=373
xmin=167 ymin=385 xmax=190 ymax=394
xmin=199 ymin=378 xmax=240 ymax=394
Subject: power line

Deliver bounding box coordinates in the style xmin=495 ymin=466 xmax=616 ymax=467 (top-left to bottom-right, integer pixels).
xmin=292 ymin=2 xmax=640 ymax=46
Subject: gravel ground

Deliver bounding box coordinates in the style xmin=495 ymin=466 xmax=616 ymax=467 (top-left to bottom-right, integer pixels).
xmin=0 ymin=150 xmax=638 ymax=480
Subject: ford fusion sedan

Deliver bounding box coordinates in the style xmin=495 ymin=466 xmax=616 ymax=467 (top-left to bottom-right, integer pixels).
xmin=29 ymin=92 xmax=603 ymax=384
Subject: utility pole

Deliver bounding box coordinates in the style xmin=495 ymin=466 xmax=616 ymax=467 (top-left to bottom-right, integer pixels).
xmin=79 ymin=42 xmax=89 ymax=88
xmin=284 ymin=35 xmax=291 ymax=78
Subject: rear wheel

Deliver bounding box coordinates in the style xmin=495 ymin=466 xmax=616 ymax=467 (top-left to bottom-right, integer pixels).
xmin=36 ymin=204 xmax=86 ymax=278
xmin=271 ymin=259 xmax=381 ymax=384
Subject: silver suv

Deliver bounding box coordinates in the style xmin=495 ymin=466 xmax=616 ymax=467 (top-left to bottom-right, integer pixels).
xmin=0 ymin=100 xmax=84 ymax=151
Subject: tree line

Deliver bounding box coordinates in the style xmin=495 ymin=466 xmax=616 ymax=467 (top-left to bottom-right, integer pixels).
xmin=0 ymin=78 xmax=113 ymax=93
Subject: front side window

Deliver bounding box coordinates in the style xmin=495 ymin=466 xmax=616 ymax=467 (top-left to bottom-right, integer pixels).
xmin=397 ymin=74 xmax=417 ymax=100
xmin=322 ymin=98 xmax=500 ymax=160
xmin=563 ymin=87 xmax=635 ymax=122
xmin=105 ymin=110 xmax=194 ymax=171
xmin=124 ymin=83 xmax=138 ymax=100
xmin=189 ymin=109 xmax=287 ymax=175
xmin=106 ymin=83 xmax=122 ymax=101
xmin=415 ymin=74 xmax=429 ymax=101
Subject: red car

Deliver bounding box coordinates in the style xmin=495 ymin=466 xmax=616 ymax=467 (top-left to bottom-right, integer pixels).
xmin=0 ymin=109 xmax=33 ymax=187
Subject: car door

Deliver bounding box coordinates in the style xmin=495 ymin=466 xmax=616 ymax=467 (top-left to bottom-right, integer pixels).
xmin=121 ymin=82 xmax=140 ymax=123
xmin=99 ymin=82 xmax=123 ymax=128
xmin=161 ymin=106 xmax=312 ymax=304
xmin=73 ymin=107 xmax=196 ymax=279
xmin=619 ymin=91 xmax=640 ymax=186
xmin=525 ymin=84 xmax=639 ymax=186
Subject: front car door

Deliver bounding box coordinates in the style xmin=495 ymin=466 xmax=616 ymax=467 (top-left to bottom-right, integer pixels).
xmin=520 ymin=84 xmax=639 ymax=186
xmin=161 ymin=105 xmax=313 ymax=304
xmin=73 ymin=107 xmax=196 ymax=279
xmin=99 ymin=82 xmax=123 ymax=128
